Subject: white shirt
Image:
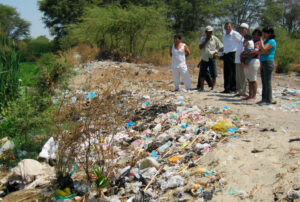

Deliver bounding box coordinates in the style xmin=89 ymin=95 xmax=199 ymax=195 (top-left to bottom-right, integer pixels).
xmin=222 ymin=30 xmax=242 ymax=54
xmin=172 ymin=43 xmax=187 ymax=68
xmin=199 ymin=35 xmax=223 ymax=62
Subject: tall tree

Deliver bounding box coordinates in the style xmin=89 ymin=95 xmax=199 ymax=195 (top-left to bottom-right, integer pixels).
xmin=166 ymin=0 xmax=217 ymax=34
xmin=38 ymin=0 xmax=91 ymax=39
xmin=260 ymin=0 xmax=284 ymax=28
xmin=0 ymin=4 xmax=30 ymax=39
xmin=216 ymin=0 xmax=264 ymax=28
xmin=280 ymin=0 xmax=300 ymax=32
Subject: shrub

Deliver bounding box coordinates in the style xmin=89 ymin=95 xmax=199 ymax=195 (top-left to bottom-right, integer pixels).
xmin=68 ymin=5 xmax=171 ymax=60
xmin=35 ymin=53 xmax=70 ymax=95
xmin=276 ymin=56 xmax=293 ymax=74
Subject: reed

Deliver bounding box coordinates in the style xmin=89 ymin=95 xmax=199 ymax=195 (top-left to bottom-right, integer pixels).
xmin=0 ymin=35 xmax=20 ymax=112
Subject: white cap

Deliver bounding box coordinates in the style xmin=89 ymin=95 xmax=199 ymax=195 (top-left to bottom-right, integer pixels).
xmin=240 ymin=23 xmax=249 ymax=29
xmin=205 ymin=25 xmax=213 ymax=32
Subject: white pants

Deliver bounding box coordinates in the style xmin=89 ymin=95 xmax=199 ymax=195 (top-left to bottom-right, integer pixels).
xmin=172 ymin=65 xmax=191 ymax=90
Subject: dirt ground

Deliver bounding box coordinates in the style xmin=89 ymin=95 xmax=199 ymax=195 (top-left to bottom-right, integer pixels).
xmin=2 ymin=61 xmax=299 ymax=202
xmin=188 ymin=68 xmax=300 ymax=202
xmin=70 ymin=61 xmax=300 ymax=201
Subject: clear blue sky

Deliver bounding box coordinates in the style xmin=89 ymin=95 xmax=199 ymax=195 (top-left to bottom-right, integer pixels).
xmin=0 ymin=0 xmax=52 ymax=39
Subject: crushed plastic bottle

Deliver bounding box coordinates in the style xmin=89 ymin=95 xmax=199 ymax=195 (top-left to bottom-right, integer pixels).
xmin=157 ymin=141 xmax=172 ymax=153
xmin=161 ymin=175 xmax=185 ymax=190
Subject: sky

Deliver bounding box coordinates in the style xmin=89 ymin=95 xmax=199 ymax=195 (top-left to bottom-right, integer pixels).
xmin=0 ymin=0 xmax=53 ymax=39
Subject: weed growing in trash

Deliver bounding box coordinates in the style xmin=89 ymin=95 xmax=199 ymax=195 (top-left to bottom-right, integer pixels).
xmin=52 ymin=69 xmax=139 ymax=188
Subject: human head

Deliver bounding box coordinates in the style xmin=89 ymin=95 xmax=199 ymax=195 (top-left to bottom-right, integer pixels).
xmin=243 ymin=34 xmax=252 ymax=46
xmin=239 ymin=23 xmax=249 ymax=36
xmin=174 ymin=34 xmax=181 ymax=45
xmin=262 ymin=26 xmax=275 ymax=40
xmin=252 ymin=29 xmax=262 ymax=42
xmin=205 ymin=25 xmax=213 ymax=37
xmin=224 ymin=22 xmax=233 ymax=34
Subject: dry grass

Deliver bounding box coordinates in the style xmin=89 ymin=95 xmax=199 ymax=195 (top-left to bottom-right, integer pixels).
xmin=58 ymin=44 xmax=99 ymax=65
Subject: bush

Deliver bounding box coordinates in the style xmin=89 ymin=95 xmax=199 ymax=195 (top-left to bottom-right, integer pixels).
xmin=36 ymin=53 xmax=70 ymax=95
xmin=276 ymin=56 xmax=293 ymax=73
xmin=68 ymin=5 xmax=171 ymax=60
xmin=0 ymin=88 xmax=53 ymax=156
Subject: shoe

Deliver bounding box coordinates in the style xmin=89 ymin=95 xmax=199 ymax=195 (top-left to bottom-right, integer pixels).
xmin=234 ymin=93 xmax=241 ymax=97
xmin=271 ymin=101 xmax=277 ymax=104
xmin=220 ymin=90 xmax=230 ymax=93
xmin=256 ymin=100 xmax=264 ymax=104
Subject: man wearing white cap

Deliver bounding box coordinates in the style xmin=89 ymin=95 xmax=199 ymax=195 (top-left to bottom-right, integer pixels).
xmin=235 ymin=23 xmax=249 ymax=97
xmin=197 ymin=25 xmax=223 ymax=91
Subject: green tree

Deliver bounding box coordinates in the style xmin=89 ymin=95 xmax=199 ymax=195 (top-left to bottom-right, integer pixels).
xmin=68 ymin=5 xmax=170 ymax=56
xmin=260 ymin=0 xmax=284 ymax=28
xmin=0 ymin=4 xmax=30 ymax=39
xmin=166 ymin=0 xmax=217 ymax=34
xmin=280 ymin=0 xmax=300 ymax=33
xmin=27 ymin=36 xmax=52 ymax=56
xmin=216 ymin=0 xmax=264 ymax=28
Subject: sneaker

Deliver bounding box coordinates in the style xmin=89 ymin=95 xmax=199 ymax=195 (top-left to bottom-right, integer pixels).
xmin=220 ymin=90 xmax=230 ymax=94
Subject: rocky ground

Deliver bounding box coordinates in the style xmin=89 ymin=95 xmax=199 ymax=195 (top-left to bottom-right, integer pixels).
xmin=0 ymin=60 xmax=299 ymax=202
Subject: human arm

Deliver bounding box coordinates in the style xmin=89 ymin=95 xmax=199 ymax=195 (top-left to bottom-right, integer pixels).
xmin=199 ymin=36 xmax=210 ymax=49
xmin=259 ymin=38 xmax=273 ymax=55
xmin=241 ymin=42 xmax=260 ymax=58
xmin=213 ymin=37 xmax=224 ymax=57
xmin=184 ymin=45 xmax=190 ymax=57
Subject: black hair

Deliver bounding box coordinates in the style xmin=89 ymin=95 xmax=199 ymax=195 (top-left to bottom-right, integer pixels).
xmin=224 ymin=22 xmax=232 ymax=27
xmin=174 ymin=34 xmax=181 ymax=40
xmin=252 ymin=29 xmax=262 ymax=37
xmin=244 ymin=34 xmax=252 ymax=40
xmin=262 ymin=26 xmax=275 ymax=39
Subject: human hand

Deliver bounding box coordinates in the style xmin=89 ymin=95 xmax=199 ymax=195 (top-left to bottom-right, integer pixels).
xmin=213 ymin=52 xmax=218 ymax=57
xmin=197 ymin=62 xmax=201 ymax=68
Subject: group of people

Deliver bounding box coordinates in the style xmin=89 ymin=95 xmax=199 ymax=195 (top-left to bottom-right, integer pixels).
xmin=170 ymin=22 xmax=277 ymax=105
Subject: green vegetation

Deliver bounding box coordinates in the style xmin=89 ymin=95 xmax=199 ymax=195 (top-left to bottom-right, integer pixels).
xmin=69 ymin=5 xmax=170 ymax=58
xmin=18 ymin=62 xmax=38 ymax=87
xmin=0 ymin=52 xmax=70 ymax=166
xmin=0 ymin=4 xmax=30 ymax=39
xmin=0 ymin=35 xmax=20 ymax=112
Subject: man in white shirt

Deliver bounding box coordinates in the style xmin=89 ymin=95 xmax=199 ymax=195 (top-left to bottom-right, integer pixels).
xmin=197 ymin=25 xmax=223 ymax=91
xmin=235 ymin=23 xmax=249 ymax=97
xmin=221 ymin=22 xmax=241 ymax=93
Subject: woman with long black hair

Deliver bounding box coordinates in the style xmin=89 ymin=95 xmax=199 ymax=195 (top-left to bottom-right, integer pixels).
xmin=257 ymin=27 xmax=276 ymax=105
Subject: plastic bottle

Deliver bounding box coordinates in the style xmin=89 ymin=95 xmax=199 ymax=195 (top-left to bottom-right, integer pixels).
xmin=157 ymin=141 xmax=172 ymax=153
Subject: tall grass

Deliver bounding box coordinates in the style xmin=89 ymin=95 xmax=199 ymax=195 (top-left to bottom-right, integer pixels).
xmin=0 ymin=35 xmax=20 ymax=112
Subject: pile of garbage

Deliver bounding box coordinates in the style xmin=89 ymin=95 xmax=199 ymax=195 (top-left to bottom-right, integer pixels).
xmin=34 ymin=90 xmax=252 ymax=201
xmin=1 ymin=60 xmax=299 ymax=201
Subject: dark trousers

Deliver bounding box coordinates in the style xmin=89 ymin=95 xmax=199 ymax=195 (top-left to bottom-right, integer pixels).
xmin=197 ymin=67 xmax=212 ymax=89
xmin=223 ymin=52 xmax=236 ymax=92
xmin=261 ymin=60 xmax=274 ymax=102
